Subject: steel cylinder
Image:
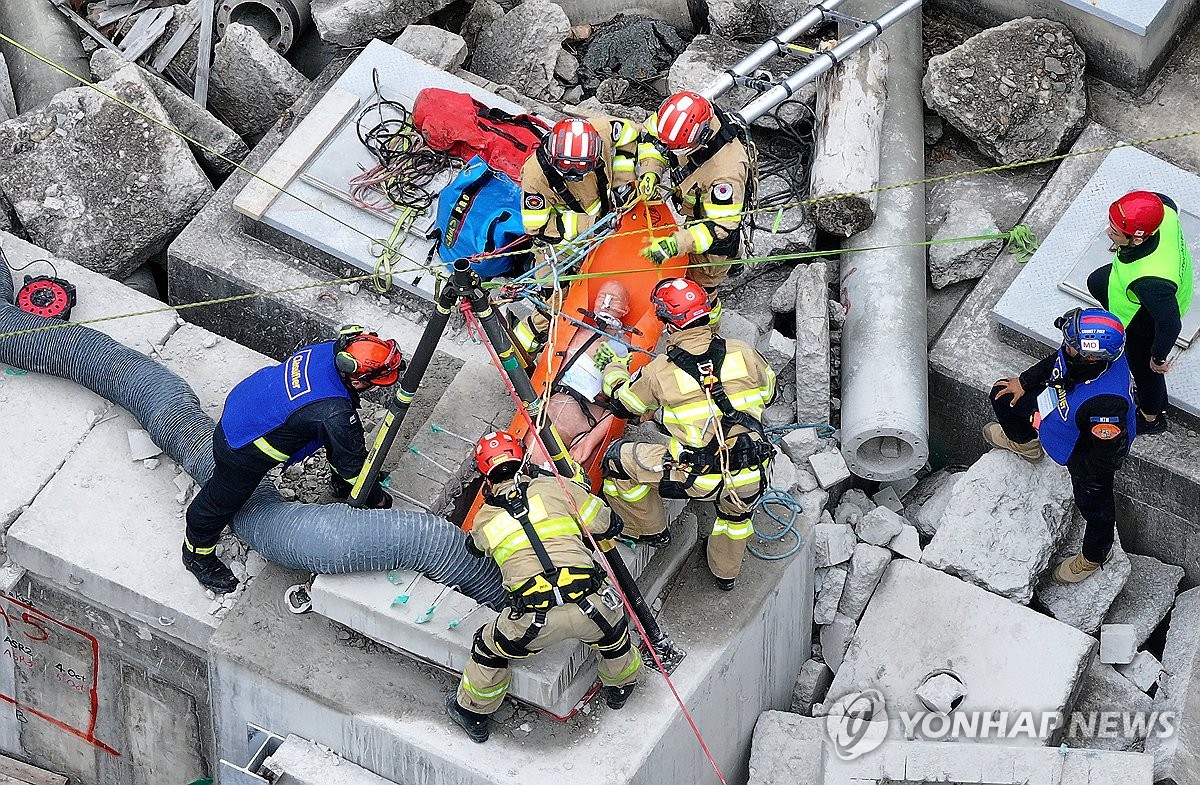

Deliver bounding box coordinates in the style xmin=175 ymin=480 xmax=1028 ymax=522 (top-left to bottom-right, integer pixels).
xmin=216 ymin=0 xmax=311 ymax=55
xmin=837 ymin=0 xmax=929 ymax=481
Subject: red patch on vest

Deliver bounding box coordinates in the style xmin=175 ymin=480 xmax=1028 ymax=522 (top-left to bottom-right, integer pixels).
xmin=1091 ymin=423 xmax=1122 ymax=440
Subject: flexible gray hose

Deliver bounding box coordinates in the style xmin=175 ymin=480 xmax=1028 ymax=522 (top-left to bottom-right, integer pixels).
xmin=0 ymin=272 xmax=506 ymax=607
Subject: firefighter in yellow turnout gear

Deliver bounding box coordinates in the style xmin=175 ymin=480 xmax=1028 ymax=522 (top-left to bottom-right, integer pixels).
xmin=637 ymin=91 xmax=752 ymax=321
xmin=514 ymin=115 xmax=641 ymax=355
xmin=600 ymin=279 xmax=776 ymax=590
xmin=446 ymin=430 xmax=640 ymax=743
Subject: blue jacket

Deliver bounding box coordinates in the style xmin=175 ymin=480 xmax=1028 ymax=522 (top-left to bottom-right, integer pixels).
xmin=1037 ymin=349 xmax=1137 ymax=466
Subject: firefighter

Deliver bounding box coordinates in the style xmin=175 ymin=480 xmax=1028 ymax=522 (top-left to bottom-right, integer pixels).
xmin=599 ymin=278 xmax=776 ymax=590
xmin=1086 ymin=191 xmax=1193 ymax=435
xmin=514 ymin=115 xmax=641 ymax=355
xmin=446 ymin=431 xmax=640 ymax=743
xmin=637 ymin=91 xmax=752 ymax=322
xmin=183 ymin=326 xmax=402 ymax=593
xmin=984 ymin=308 xmax=1136 ymax=584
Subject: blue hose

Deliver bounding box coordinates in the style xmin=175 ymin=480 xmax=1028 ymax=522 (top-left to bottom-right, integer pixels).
xmin=748 ymin=489 xmax=805 ymax=560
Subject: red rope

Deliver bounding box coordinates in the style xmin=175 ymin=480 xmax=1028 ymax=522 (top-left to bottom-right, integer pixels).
xmin=462 ymin=307 xmax=728 ymax=785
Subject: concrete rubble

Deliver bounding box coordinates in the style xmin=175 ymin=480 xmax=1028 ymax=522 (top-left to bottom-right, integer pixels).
xmin=1117 ymin=651 xmax=1164 ymax=694
xmin=923 ymin=449 xmax=1074 ymax=603
xmin=915 ymin=671 xmax=967 ymax=714
xmin=836 ymin=542 xmax=891 ymax=621
xmin=902 ymin=467 xmax=963 ymax=539
xmin=813 ymin=521 xmax=856 ymax=569
xmin=210 ymin=23 xmax=311 ymax=140
xmin=792 ymin=262 xmax=831 ymax=426
xmin=854 ymin=506 xmax=904 ymax=546
xmin=1035 ymin=513 xmax=1132 ymax=635
xmin=927 ymin=198 xmax=1004 ymax=288
xmin=791 ymin=658 xmax=833 ymax=715
xmin=1148 ymin=586 xmax=1200 ymax=783
xmin=311 ymin=0 xmax=457 ymax=47
xmin=819 ymin=613 xmax=856 ymax=673
xmin=470 ymin=0 xmax=571 ymax=103
xmin=0 ymin=65 xmax=212 ymax=279
xmin=580 ymin=14 xmax=686 ymax=97
xmin=393 ymin=24 xmax=469 ymax=71
xmin=1105 ymin=553 xmax=1185 ymax=647
xmin=923 ymin=17 xmax=1087 ymax=165
xmin=1069 ymin=656 xmax=1153 ymax=753
xmin=813 ymin=564 xmax=847 ymax=625
xmin=808 ymin=449 xmax=851 ymax=491
xmin=1100 ymin=623 xmax=1138 ymax=665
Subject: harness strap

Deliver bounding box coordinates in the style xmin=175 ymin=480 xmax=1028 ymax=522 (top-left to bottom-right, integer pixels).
xmin=489 ymin=482 xmax=559 ymax=577
xmin=666 ymin=337 xmax=768 ymax=440
xmin=538 ymin=146 xmax=611 ymax=217
xmin=669 ymin=107 xmax=742 ymax=185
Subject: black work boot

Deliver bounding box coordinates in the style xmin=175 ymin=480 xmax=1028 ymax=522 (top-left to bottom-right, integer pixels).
xmin=637 ymin=529 xmax=672 ymax=548
xmin=181 ymin=545 xmax=239 ymax=594
xmin=446 ymin=693 xmax=490 ymax=743
xmin=602 ymin=684 xmax=635 ymax=710
xmin=714 ymin=576 xmax=736 ymax=592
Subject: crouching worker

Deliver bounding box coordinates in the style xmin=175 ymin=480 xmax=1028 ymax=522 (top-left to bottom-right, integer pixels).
xmin=447 ymin=430 xmax=640 ymax=743
xmin=183 ymin=326 xmax=403 ymax=593
xmin=600 ymin=278 xmax=776 ymax=591
xmin=523 ymin=280 xmax=634 ymax=466
xmin=984 ymin=308 xmax=1135 ymax=584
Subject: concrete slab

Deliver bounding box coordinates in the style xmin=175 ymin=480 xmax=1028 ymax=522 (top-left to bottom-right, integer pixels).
xmin=264 ymin=735 xmax=394 ymax=784
xmin=928 ymin=123 xmax=1200 ymax=585
xmin=929 ymin=0 xmax=1200 ymax=94
xmin=1149 ymin=585 xmax=1200 ymax=783
xmin=6 ymin=322 xmax=273 ymax=652
xmin=0 ymin=232 xmax=177 ymax=529
xmin=1105 ymin=553 xmax=1185 ymax=647
xmin=993 ymin=146 xmax=1200 ymax=421
xmin=210 ymin=527 xmax=815 ymax=785
xmin=827 ymin=560 xmax=1095 ymax=746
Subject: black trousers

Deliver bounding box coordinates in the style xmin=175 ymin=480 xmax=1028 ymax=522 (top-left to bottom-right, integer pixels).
xmin=990 ymin=384 xmax=1116 ymax=563
xmin=185 ymin=424 xmax=277 ymax=550
xmin=1087 ymin=264 xmax=1168 ymax=415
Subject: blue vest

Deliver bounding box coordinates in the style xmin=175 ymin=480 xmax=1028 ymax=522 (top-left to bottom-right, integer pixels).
xmin=222 ymin=342 xmax=351 ymax=463
xmin=1036 ymin=349 xmax=1136 ymax=465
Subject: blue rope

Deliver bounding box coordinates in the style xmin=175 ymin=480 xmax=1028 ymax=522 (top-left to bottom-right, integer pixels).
xmin=748 ymin=489 xmax=805 ymax=561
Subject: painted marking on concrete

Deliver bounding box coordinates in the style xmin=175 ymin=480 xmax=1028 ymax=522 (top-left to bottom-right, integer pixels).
xmin=0 ymin=594 xmax=119 ymax=756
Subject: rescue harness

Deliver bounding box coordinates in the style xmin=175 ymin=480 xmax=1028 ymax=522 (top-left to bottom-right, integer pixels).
xmin=536 ymin=145 xmax=612 ymax=218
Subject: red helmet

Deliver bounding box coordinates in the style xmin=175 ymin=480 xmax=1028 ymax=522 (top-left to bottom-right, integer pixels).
xmin=543 ymin=118 xmax=602 ymax=182
xmin=1109 ymin=191 xmax=1164 ymax=238
xmin=655 ymin=91 xmax=714 ymax=151
xmin=651 ymin=277 xmax=711 ymax=328
xmin=336 ymin=334 xmax=405 ymax=386
xmin=474 ymin=430 xmax=525 ymax=476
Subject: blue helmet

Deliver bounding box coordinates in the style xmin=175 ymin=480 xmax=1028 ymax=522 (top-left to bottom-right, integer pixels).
xmin=1056 ymin=307 xmax=1125 ymax=361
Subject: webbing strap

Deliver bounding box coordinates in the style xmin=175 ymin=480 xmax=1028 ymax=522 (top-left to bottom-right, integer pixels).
xmin=489 ymin=481 xmax=558 ymax=576
xmin=666 ymin=337 xmax=766 ymax=440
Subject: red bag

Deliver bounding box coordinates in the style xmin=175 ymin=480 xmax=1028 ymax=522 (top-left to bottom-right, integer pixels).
xmin=413 ymin=88 xmax=549 ymax=181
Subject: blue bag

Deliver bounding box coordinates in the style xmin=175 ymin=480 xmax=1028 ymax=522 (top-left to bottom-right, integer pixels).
xmin=436 ymin=156 xmax=527 ymax=278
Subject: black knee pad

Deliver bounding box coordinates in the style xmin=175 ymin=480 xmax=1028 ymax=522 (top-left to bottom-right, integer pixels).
xmin=601 ymin=439 xmax=633 ymax=480
xmin=471 ymin=630 xmax=509 ymax=669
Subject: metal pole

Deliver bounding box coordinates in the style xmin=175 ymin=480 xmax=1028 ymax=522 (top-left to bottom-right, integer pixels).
xmin=453 ymin=259 xmax=686 ymax=672
xmin=348 ymin=283 xmax=458 ymax=506
xmin=734 ymin=0 xmax=923 ymax=125
xmin=701 ymin=0 xmax=849 ymax=101
xmin=837 ymin=0 xmax=929 ymax=481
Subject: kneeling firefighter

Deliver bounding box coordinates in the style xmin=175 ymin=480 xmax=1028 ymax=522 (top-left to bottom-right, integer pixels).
xmin=599 ymin=278 xmax=776 ymax=590
xmin=446 ymin=430 xmax=641 ymax=743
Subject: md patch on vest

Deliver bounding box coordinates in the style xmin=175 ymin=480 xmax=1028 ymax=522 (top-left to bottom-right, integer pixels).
xmin=1091 ymin=423 xmax=1122 ymax=440
xmin=524 ymin=193 xmax=546 ymax=210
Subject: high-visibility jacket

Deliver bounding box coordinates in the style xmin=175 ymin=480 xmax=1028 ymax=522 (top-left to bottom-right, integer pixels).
xmin=520 ymin=115 xmax=641 ymax=242
xmin=638 ymin=115 xmax=750 ymax=257
xmin=1107 ymin=204 xmax=1193 ymax=327
xmin=1036 ymin=348 xmax=1137 ymax=465
xmin=602 ymin=325 xmax=775 ymax=452
xmin=471 ymin=476 xmax=611 ymax=591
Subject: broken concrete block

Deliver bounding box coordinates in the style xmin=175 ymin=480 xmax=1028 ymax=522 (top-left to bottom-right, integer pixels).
xmin=748 ymin=711 xmax=826 ymax=784
xmin=808 ymin=450 xmax=850 ymax=491
xmin=871 ymin=485 xmax=904 ymax=512
xmin=1068 ymin=656 xmax=1152 ymax=752
xmin=778 ymin=427 xmax=827 ymax=466
xmin=127 ymin=429 xmax=161 ymax=461
xmin=916 ymin=671 xmax=967 ymax=714
xmin=762 ymin=403 xmax=795 ymax=429
xmin=756 ymin=330 xmax=796 ymax=374
xmin=888 ymin=524 xmax=923 ymax=562
xmin=0 ymin=66 xmax=212 ymax=279
xmin=1105 ymin=553 xmax=1185 ymax=648
xmin=393 ymin=24 xmax=468 ymax=71
xmin=837 ymin=543 xmax=891 ymax=621
xmin=814 ymin=565 xmax=848 ymax=625
xmin=90 ymin=49 xmax=248 ymax=177
xmin=471 ymin=0 xmax=570 ymax=102
xmin=718 ymin=308 xmax=762 ymax=348
xmin=928 ymin=199 xmax=1004 ymax=288
xmin=840 ymin=488 xmax=873 ymax=513
xmin=1116 ymin=651 xmax=1163 ymax=694
xmin=903 ymin=467 xmax=963 ymax=539
xmin=312 ymin=0 xmax=457 ymax=46
xmin=1035 ymin=514 xmax=1131 ymax=635
xmin=769 ymin=452 xmax=797 ymax=494
xmin=855 ymin=507 xmax=904 ymax=546
xmin=814 ymin=523 xmax=856 ymax=569
xmin=1100 ymin=623 xmax=1137 ymax=665
xmin=829 ymin=561 xmax=1096 ymax=746
xmin=0 ymin=52 xmax=17 ymax=122
xmin=210 ymin=23 xmax=310 ymax=140
xmin=833 ymin=500 xmax=862 ymax=528
xmin=922 ymin=449 xmax=1074 ymax=603
xmin=1148 ymin=586 xmax=1200 ymax=782
xmin=820 ymin=613 xmax=856 ymax=673
xmin=793 ymin=262 xmax=830 ymax=426
xmin=794 ymin=468 xmax=818 ymax=493
xmin=791 ymin=658 xmax=834 ymax=715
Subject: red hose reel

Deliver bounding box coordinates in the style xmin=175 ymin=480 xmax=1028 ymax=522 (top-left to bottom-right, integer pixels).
xmin=16 ymin=275 xmax=77 ymax=320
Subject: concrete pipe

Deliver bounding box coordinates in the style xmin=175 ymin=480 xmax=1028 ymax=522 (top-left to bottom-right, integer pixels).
xmin=0 ymin=0 xmax=89 ymax=113
xmin=216 ymin=0 xmax=311 ymax=55
xmin=837 ymin=0 xmax=928 ymax=481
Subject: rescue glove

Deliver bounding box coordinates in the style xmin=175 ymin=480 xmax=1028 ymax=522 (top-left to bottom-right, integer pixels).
xmin=602 ymin=361 xmax=632 ymax=397
xmin=642 ymin=235 xmax=678 ymax=265
xmin=612 ymin=182 xmax=637 ymax=207
xmin=593 ymin=342 xmax=628 ymax=370
xmin=638 ymin=171 xmax=660 ymax=201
